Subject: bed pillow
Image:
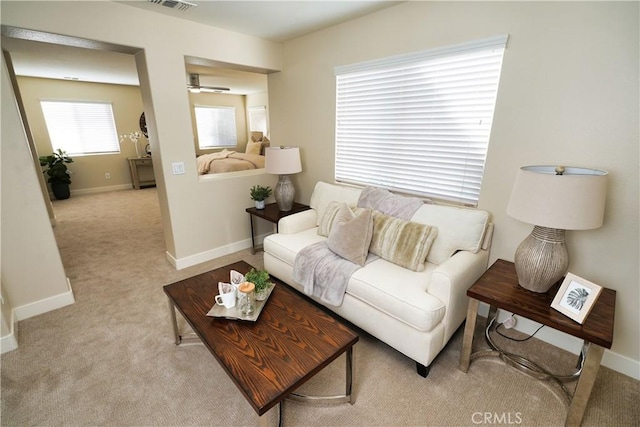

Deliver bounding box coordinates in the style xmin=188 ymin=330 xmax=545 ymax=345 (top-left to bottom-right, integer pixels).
xmin=245 ymin=141 xmax=262 ymax=155
xmin=250 ymin=131 xmax=264 ymax=142
xmin=369 ymin=210 xmax=438 ymax=272
xmin=260 ymin=136 xmax=270 ymax=155
xmin=327 ymin=204 xmax=373 ymax=266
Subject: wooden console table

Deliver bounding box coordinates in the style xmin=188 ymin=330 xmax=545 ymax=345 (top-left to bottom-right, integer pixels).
xmin=128 ymin=157 xmax=155 ymax=189
xmin=459 ymin=259 xmax=616 ymax=427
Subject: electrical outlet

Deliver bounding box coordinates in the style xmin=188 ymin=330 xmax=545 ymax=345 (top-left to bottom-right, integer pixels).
xmin=105 ymin=172 xmax=111 ymax=180
xmin=172 ymin=162 xmax=185 ymax=175
xmin=503 ymin=316 xmax=517 ymax=329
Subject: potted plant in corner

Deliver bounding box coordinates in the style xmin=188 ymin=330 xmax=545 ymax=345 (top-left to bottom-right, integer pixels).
xmin=39 ymin=149 xmax=74 ymax=200
xmin=250 ymin=185 xmax=272 ymax=209
xmin=244 ymin=268 xmax=272 ymax=301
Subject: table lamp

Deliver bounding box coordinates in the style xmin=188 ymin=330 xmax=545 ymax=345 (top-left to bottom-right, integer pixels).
xmin=506 ymin=165 xmax=608 ymax=293
xmin=265 ymin=146 xmax=302 ymax=211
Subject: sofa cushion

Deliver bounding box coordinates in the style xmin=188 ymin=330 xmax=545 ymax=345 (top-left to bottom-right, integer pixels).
xmin=348 ymin=259 xmax=445 ymax=332
xmin=411 ymin=204 xmax=490 ymax=265
xmin=263 ymin=228 xmax=325 ymax=266
xmin=369 ymin=211 xmax=438 ymax=272
xmin=310 ymin=181 xmax=363 ymax=226
xmin=327 ymin=204 xmax=373 ymax=266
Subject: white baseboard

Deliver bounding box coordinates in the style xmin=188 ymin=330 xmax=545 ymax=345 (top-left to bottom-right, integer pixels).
xmin=0 ymin=310 xmax=18 ymax=354
xmin=166 ymin=233 xmax=269 ymax=270
xmin=14 ymin=278 xmax=75 ymax=321
xmin=478 ymin=303 xmax=640 ymax=380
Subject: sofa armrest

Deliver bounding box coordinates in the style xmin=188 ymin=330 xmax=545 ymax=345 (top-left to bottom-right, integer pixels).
xmin=278 ymin=209 xmax=318 ymax=234
xmin=428 ymin=250 xmax=489 ymax=343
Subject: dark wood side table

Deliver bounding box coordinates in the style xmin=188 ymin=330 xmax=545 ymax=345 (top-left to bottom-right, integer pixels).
xmin=459 ymin=259 xmax=615 ymax=427
xmin=245 ymin=202 xmax=310 ymax=254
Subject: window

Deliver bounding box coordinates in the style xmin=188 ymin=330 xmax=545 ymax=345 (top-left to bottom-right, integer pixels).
xmin=40 ymin=100 xmax=120 ymax=155
xmin=248 ymin=106 xmax=268 ymax=136
xmin=334 ymin=35 xmax=508 ymax=206
xmin=194 ymin=105 xmax=238 ymax=149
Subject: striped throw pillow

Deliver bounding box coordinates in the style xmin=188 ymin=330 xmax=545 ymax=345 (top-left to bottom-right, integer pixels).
xmin=369 ymin=210 xmax=438 ymax=272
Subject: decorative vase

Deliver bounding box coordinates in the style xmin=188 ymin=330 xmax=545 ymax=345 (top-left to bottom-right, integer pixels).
xmin=51 ymin=182 xmax=70 ymax=200
xmin=255 ymin=200 xmax=265 ymax=209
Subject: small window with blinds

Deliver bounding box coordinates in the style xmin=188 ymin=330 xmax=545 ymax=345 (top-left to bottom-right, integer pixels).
xmin=249 ymin=106 xmax=268 ymax=136
xmin=40 ymin=100 xmax=120 ymax=156
xmin=195 ymin=105 xmax=238 ymax=149
xmin=334 ymin=35 xmax=508 ymax=206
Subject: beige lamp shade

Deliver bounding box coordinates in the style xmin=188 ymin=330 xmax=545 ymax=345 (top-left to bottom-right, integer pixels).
xmin=507 ymin=166 xmax=608 ymax=230
xmin=265 ymin=146 xmax=302 ymax=175
xmin=507 ymin=165 xmax=608 ymax=293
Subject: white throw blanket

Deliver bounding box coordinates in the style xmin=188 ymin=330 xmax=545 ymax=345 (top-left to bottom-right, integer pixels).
xmin=294 ymin=241 xmax=376 ymax=306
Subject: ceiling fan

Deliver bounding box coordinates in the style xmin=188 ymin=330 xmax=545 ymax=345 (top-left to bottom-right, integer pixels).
xmin=187 ymin=74 xmax=230 ymax=93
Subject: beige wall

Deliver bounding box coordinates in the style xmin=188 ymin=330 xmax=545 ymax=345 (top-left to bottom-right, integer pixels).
xmin=268 ymin=2 xmax=639 ymax=374
xmin=18 ymin=77 xmax=144 ymax=192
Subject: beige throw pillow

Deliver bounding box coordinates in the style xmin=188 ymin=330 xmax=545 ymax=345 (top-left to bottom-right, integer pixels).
xmin=245 ymin=141 xmax=262 ymax=155
xmin=369 ymin=210 xmax=438 ymax=272
xmin=327 ymin=204 xmax=373 ymax=266
xmin=318 ymin=201 xmax=365 ymax=237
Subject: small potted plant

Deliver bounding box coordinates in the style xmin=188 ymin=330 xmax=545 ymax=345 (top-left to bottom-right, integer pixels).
xmin=39 ymin=149 xmax=74 ymax=200
xmin=244 ymin=268 xmax=272 ymax=300
xmin=250 ymin=185 xmax=272 ymax=209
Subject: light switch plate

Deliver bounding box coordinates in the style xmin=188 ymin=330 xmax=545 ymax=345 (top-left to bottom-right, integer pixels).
xmin=172 ymin=162 xmax=185 ymax=175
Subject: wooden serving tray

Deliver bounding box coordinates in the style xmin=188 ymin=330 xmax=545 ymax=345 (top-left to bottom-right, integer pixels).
xmin=206 ymin=283 xmax=275 ymax=322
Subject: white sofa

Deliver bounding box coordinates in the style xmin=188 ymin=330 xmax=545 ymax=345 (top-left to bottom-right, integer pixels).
xmin=263 ymin=181 xmax=493 ymax=377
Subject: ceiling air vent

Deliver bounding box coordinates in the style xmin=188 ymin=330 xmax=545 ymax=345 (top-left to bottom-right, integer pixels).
xmin=148 ymin=0 xmax=197 ymax=11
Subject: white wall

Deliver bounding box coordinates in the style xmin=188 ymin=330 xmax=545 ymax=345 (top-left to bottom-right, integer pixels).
xmin=1 ymin=54 xmax=74 ymax=326
xmin=267 ymin=1 xmax=639 ymax=377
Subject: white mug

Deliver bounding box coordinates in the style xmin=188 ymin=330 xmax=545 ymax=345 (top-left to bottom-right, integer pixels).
xmin=215 ymin=282 xmax=236 ymax=309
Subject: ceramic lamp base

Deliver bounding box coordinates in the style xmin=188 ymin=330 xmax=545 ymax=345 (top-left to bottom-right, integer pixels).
xmin=514 ymin=226 xmax=568 ymax=293
xmin=275 ymin=174 xmax=295 ymax=211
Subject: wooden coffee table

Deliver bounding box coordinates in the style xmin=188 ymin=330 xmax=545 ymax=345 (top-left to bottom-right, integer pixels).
xmin=163 ymin=261 xmax=359 ymax=422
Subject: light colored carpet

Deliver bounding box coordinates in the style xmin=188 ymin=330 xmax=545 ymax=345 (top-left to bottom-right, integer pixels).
xmin=2 ymin=188 xmax=638 ymax=426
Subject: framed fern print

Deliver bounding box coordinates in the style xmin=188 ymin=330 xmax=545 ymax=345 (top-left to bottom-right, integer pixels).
xmin=551 ymin=273 xmax=603 ymax=324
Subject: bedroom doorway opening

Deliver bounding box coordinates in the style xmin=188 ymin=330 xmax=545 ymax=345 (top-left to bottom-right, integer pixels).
xmin=1 ymin=26 xmax=169 ymax=281
xmin=183 ymin=55 xmax=270 ymax=178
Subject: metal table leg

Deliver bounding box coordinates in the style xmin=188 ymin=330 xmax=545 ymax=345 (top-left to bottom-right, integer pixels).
xmin=565 ymin=343 xmax=605 ymax=427
xmin=288 ymin=346 xmax=356 ymax=405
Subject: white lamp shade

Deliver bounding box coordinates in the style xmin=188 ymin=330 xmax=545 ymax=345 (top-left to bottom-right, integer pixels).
xmin=507 ymin=166 xmax=608 ymax=230
xmin=265 ymin=146 xmax=302 ymax=175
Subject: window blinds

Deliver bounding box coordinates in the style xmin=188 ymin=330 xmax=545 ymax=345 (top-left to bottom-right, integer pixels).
xmin=334 ymin=35 xmax=508 ymax=205
xmin=195 ymin=106 xmax=238 ymax=149
xmin=40 ymin=100 xmax=120 ymax=156
xmin=248 ymin=106 xmax=268 ymax=136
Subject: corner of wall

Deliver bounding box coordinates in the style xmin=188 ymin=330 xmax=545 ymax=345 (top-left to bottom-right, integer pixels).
xmin=1 ymin=309 xmax=18 ymax=354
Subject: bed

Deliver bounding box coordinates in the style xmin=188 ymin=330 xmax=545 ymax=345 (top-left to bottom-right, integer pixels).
xmin=197 ymin=149 xmax=265 ymax=174
xmin=197 ymin=132 xmax=269 ymax=174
